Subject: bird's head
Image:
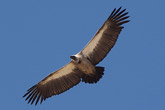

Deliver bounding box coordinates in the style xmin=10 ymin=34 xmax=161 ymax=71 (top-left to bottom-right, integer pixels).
xmin=70 ymin=55 xmax=77 ymax=60
xmin=70 ymin=55 xmax=81 ymax=63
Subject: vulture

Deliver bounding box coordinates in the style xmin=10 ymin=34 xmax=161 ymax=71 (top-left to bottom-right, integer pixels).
xmin=23 ymin=7 xmax=130 ymax=105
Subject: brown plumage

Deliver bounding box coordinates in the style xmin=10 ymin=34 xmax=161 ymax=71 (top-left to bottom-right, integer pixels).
xmin=81 ymin=7 xmax=129 ymax=65
xmin=23 ymin=7 xmax=130 ymax=105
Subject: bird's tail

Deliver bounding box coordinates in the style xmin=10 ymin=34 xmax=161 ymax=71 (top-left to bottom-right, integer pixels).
xmin=82 ymin=66 xmax=104 ymax=84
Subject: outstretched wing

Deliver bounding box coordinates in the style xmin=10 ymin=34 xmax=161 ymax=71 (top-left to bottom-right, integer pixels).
xmin=81 ymin=7 xmax=130 ymax=65
xmin=23 ymin=62 xmax=83 ymax=105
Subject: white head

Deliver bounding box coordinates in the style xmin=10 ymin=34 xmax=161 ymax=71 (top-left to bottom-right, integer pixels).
xmin=70 ymin=55 xmax=81 ymax=63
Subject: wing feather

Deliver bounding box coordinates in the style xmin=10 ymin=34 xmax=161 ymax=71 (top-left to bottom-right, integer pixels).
xmin=23 ymin=62 xmax=83 ymax=105
xmin=81 ymin=7 xmax=130 ymax=65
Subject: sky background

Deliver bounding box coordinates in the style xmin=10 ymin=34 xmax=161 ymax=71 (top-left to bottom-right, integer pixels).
xmin=0 ymin=0 xmax=165 ymax=110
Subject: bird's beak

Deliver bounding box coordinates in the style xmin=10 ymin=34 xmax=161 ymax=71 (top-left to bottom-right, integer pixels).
xmin=70 ymin=56 xmax=76 ymax=60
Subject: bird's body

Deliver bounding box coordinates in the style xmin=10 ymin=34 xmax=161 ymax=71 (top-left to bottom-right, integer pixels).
xmin=23 ymin=7 xmax=130 ymax=105
xmin=72 ymin=52 xmax=96 ymax=76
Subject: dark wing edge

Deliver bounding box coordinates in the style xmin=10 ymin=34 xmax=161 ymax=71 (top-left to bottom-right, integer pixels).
xmin=23 ymin=62 xmax=83 ymax=105
xmin=81 ymin=7 xmax=130 ymax=65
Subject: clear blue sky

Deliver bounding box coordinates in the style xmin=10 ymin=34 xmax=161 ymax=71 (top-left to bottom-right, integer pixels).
xmin=0 ymin=0 xmax=164 ymax=110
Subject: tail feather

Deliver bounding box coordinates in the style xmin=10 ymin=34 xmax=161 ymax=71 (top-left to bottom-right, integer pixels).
xmin=82 ymin=66 xmax=104 ymax=84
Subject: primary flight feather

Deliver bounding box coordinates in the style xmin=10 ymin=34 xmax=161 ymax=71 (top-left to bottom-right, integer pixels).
xmin=23 ymin=7 xmax=130 ymax=105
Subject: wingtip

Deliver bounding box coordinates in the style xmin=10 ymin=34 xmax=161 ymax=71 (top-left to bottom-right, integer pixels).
xmin=109 ymin=7 xmax=127 ymax=19
xmin=122 ymin=8 xmax=126 ymax=13
xmin=22 ymin=94 xmax=26 ymax=98
xmin=119 ymin=6 xmax=122 ymax=10
xmin=126 ymin=20 xmax=130 ymax=23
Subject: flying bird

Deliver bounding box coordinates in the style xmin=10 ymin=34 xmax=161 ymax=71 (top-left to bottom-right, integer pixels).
xmin=23 ymin=7 xmax=130 ymax=105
